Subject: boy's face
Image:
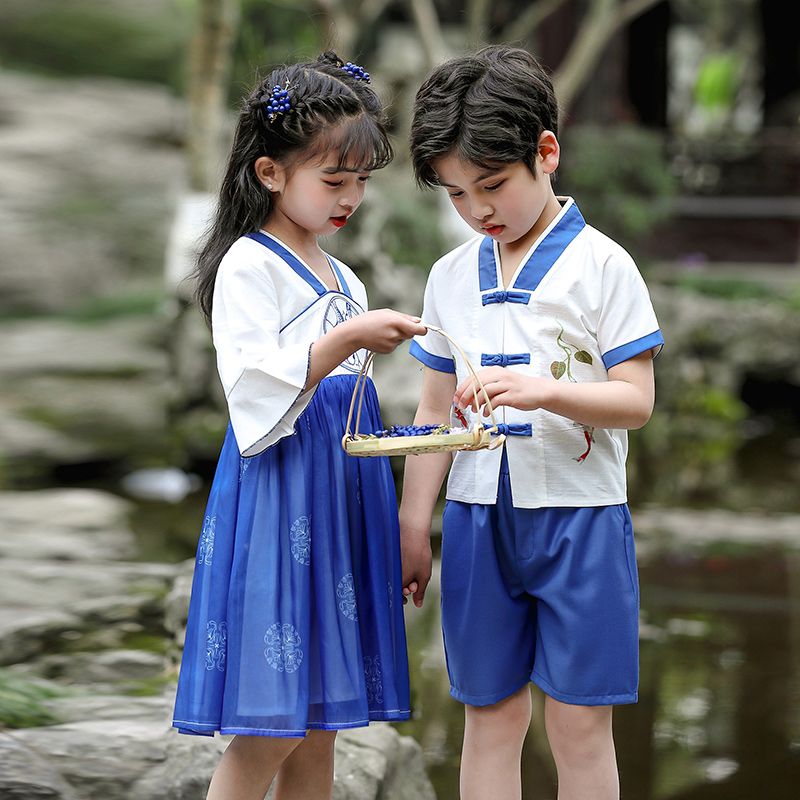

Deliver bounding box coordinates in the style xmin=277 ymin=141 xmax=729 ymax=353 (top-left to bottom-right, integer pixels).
xmin=432 ymin=133 xmax=560 ymax=249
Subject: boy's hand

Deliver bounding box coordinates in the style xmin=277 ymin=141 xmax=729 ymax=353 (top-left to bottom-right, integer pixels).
xmin=454 ymin=367 xmax=553 ymax=415
xmin=400 ymin=523 xmax=432 ymax=608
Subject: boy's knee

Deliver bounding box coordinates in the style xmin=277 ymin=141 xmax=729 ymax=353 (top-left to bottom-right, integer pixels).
xmin=466 ymin=686 xmax=532 ymax=739
xmin=545 ymin=701 xmax=613 ymax=759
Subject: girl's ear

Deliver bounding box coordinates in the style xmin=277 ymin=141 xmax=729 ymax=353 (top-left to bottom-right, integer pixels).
xmin=537 ymin=131 xmax=560 ymax=175
xmin=254 ymin=156 xmax=285 ymax=192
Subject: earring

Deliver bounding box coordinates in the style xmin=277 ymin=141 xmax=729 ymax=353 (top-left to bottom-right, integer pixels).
xmin=267 ymin=183 xmax=273 ymax=190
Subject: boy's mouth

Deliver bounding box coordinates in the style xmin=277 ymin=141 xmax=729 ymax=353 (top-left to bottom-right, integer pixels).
xmin=482 ymin=224 xmax=505 ymax=236
xmin=331 ymin=215 xmax=349 ymax=228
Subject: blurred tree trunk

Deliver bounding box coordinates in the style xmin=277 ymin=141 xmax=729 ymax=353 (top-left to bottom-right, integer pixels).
xmin=553 ymin=0 xmax=664 ymax=115
xmin=404 ymin=0 xmax=663 ymax=118
xmin=314 ymin=0 xmax=393 ymax=56
xmin=187 ymin=0 xmax=240 ymax=192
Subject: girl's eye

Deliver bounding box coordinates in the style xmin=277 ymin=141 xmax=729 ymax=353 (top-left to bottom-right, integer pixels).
xmin=358 ymin=175 xmax=370 ymax=183
xmin=324 ymin=180 xmax=343 ymax=187
xmin=484 ymin=181 xmax=504 ymax=192
xmin=448 ymin=191 xmax=464 ymax=199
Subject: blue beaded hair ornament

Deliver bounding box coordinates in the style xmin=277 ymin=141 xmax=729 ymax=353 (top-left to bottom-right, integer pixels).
xmin=264 ymin=81 xmax=292 ymax=123
xmin=341 ymin=61 xmax=370 ymax=82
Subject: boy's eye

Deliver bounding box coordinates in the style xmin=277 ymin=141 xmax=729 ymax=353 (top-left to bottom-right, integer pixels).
xmin=358 ymin=175 xmax=370 ymax=183
xmin=484 ymin=181 xmax=504 ymax=192
xmin=448 ymin=191 xmax=464 ymax=199
xmin=323 ymin=180 xmax=344 ymax=187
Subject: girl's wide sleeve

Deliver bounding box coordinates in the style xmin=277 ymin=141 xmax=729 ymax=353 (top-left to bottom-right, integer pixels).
xmin=213 ymin=262 xmax=316 ymax=457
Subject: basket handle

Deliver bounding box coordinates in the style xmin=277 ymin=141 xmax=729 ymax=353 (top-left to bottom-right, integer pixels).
xmin=342 ymin=324 xmax=500 ymax=446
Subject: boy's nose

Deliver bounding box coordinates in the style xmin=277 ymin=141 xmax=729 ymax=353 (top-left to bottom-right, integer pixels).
xmin=470 ymin=201 xmax=493 ymax=220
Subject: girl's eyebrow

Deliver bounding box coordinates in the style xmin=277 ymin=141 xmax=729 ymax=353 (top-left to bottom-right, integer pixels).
xmin=321 ymin=166 xmax=370 ymax=174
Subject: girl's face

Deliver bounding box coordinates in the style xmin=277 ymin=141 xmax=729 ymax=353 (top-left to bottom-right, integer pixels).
xmin=431 ymin=132 xmax=560 ymax=249
xmin=259 ymin=150 xmax=371 ymax=239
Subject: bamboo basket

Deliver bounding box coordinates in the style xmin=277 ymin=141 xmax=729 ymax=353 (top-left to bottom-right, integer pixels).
xmin=342 ymin=325 xmax=506 ymax=457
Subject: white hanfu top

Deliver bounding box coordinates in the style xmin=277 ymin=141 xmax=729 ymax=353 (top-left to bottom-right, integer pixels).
xmin=212 ymin=231 xmax=368 ymax=457
xmin=410 ymin=198 xmax=663 ymax=509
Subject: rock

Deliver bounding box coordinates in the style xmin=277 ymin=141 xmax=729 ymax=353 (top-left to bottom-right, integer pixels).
xmin=163 ymin=559 xmax=196 ymax=656
xmin=0 ymin=489 xmax=136 ymax=561
xmin=633 ymin=507 xmax=800 ymax=550
xmin=0 ymin=734 xmax=78 ymax=799
xmin=0 ymin=318 xmax=166 ymax=378
xmin=332 ymin=725 xmax=437 ymax=800
xmin=0 ymin=559 xmax=177 ymax=665
xmin=4 ymin=691 xmax=435 ymax=800
xmin=0 ymin=72 xmax=184 ymax=315
xmin=12 ymin=650 xmax=166 ymax=686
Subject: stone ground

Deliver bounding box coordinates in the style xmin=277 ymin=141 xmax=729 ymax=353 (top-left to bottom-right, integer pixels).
xmin=0 ymin=488 xmax=436 ymax=799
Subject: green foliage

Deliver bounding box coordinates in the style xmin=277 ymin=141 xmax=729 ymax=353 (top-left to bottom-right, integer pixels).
xmin=558 ymin=125 xmax=676 ymax=248
xmin=65 ymin=290 xmax=166 ymax=324
xmin=230 ymin=1 xmax=322 ymax=105
xmin=0 ymin=1 xmax=190 ymax=88
xmin=672 ymin=274 xmax=800 ymax=310
xmin=0 ymin=669 xmax=65 ymax=729
xmin=376 ymin=186 xmax=448 ymax=270
xmin=694 ymin=53 xmax=738 ymax=111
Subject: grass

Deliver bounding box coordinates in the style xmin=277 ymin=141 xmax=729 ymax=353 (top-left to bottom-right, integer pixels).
xmin=0 ymin=669 xmax=67 ymax=729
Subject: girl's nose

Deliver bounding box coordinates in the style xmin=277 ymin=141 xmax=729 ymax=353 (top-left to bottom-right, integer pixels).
xmin=470 ymin=200 xmax=492 ymax=220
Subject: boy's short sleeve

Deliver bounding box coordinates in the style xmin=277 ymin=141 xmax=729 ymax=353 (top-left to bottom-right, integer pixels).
xmin=597 ymin=251 xmax=664 ymax=370
xmin=409 ymin=268 xmax=456 ymax=373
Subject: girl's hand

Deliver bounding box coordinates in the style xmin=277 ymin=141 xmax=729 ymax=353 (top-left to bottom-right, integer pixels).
xmin=454 ymin=367 xmax=553 ymax=415
xmin=350 ymin=309 xmax=427 ymax=354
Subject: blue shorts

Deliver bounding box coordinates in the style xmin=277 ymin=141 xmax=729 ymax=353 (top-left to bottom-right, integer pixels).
xmin=440 ymin=456 xmax=639 ymax=708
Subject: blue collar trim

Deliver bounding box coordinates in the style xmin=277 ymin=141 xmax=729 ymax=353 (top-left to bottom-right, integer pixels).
xmin=327 ymin=256 xmax=352 ymax=299
xmin=246 ymin=232 xmax=327 ymax=296
xmin=477 ymin=200 xmax=586 ymax=294
xmin=478 ymin=236 xmax=496 ymax=292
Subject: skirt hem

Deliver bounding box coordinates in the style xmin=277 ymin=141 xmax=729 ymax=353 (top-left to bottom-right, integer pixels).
xmin=173 ymin=709 xmax=412 ymax=738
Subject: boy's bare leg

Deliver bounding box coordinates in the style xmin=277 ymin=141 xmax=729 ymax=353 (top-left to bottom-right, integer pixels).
xmin=544 ymin=697 xmax=619 ymax=800
xmin=460 ymin=686 xmax=532 ymax=800
xmin=274 ymin=730 xmax=337 ymax=800
xmin=206 ymin=734 xmax=303 ymax=800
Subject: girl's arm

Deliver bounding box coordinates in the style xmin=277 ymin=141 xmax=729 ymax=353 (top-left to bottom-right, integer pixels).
xmin=454 ymin=351 xmax=655 ymax=430
xmin=399 ymin=367 xmax=457 ymax=608
xmin=306 ymin=310 xmax=427 ymax=389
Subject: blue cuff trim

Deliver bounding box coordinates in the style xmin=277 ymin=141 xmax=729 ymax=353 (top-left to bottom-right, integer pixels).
xmin=602 ymin=330 xmax=665 ymax=369
xmin=409 ymin=339 xmax=456 ymax=373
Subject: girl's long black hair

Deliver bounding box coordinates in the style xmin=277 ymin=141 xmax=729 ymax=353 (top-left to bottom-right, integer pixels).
xmin=194 ymin=51 xmax=393 ymax=324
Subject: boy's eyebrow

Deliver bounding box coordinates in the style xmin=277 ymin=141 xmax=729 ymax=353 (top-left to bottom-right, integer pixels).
xmin=438 ymin=169 xmax=502 ymax=188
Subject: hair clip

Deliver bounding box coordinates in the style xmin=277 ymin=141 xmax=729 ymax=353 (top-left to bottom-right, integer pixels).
xmin=341 ymin=62 xmax=370 ymax=83
xmin=265 ymin=82 xmax=292 ymax=122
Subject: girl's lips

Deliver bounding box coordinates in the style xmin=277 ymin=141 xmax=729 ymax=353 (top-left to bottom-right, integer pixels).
xmin=331 ymin=216 xmax=348 ymax=228
xmin=483 ymin=224 xmax=505 ymax=236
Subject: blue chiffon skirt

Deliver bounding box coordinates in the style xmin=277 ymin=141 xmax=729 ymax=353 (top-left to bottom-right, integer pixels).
xmin=172 ymin=374 xmax=411 ymax=737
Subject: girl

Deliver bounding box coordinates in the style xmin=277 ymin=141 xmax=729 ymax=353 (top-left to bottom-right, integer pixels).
xmin=172 ymin=52 xmax=425 ymax=800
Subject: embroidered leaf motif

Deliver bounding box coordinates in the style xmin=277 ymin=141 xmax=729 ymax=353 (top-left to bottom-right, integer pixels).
xmin=551 ymin=361 xmax=566 ymax=380
xmin=574 ymin=350 xmax=593 ymax=365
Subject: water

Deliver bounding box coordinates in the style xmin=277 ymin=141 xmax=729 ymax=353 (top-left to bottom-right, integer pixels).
xmin=395 ymin=537 xmax=800 ymax=799
xmin=108 ymin=427 xmax=800 ymax=798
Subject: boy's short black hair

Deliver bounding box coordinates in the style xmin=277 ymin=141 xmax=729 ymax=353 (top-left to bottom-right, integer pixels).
xmin=410 ymin=45 xmax=559 ymax=188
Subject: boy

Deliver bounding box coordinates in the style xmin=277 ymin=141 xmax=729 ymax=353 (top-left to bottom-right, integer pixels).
xmin=401 ymin=45 xmax=663 ymax=800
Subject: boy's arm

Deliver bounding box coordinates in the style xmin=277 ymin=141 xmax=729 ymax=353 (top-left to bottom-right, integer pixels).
xmin=399 ymin=366 xmax=456 ymax=608
xmin=455 ymin=350 xmax=656 ymax=430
